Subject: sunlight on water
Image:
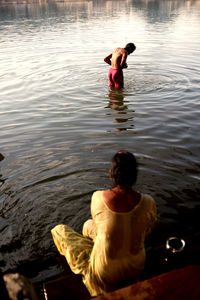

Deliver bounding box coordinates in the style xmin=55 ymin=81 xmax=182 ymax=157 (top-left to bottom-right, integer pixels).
xmin=0 ymin=0 xmax=200 ymax=281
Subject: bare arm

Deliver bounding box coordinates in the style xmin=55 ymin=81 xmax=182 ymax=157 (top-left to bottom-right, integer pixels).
xmin=104 ymin=53 xmax=112 ymax=65
xmin=120 ymin=52 xmax=127 ymax=68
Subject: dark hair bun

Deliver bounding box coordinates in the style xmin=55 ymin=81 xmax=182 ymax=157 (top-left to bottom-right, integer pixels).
xmin=111 ymin=151 xmax=138 ymax=187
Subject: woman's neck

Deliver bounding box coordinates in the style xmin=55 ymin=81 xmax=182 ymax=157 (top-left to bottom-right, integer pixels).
xmin=105 ymin=186 xmax=141 ymax=212
xmin=116 ymin=185 xmax=132 ymax=189
xmin=112 ymin=185 xmax=132 ymax=193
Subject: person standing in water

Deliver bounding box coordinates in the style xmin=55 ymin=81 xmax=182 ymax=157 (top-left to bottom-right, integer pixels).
xmin=104 ymin=43 xmax=136 ymax=88
xmin=51 ymin=150 xmax=156 ymax=297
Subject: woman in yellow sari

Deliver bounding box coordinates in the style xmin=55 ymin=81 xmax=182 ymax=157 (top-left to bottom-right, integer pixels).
xmin=51 ymin=151 xmax=156 ymax=296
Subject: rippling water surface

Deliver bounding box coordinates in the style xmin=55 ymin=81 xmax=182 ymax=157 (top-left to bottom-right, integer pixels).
xmin=0 ymin=0 xmax=200 ymax=282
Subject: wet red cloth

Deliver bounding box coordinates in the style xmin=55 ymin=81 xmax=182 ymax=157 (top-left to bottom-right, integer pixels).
xmin=108 ymin=68 xmax=124 ymax=88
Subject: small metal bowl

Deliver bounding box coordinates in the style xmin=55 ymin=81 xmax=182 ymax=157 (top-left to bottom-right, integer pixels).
xmin=166 ymin=237 xmax=185 ymax=253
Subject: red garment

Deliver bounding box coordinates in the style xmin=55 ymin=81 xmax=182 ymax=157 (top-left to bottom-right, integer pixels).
xmin=108 ymin=68 xmax=124 ymax=88
xmin=94 ymin=265 xmax=200 ymax=300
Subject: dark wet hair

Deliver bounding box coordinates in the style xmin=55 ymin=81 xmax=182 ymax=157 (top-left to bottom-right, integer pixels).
xmin=125 ymin=43 xmax=136 ymax=54
xmin=110 ymin=151 xmax=138 ymax=187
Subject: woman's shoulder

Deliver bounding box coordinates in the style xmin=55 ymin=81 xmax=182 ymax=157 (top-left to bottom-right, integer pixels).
xmin=91 ymin=189 xmax=108 ymax=205
xmin=91 ymin=189 xmax=113 ymax=208
xmin=91 ymin=190 xmax=110 ymax=216
xmin=141 ymin=193 xmax=156 ymax=211
xmin=92 ymin=189 xmax=111 ymax=198
xmin=141 ymin=193 xmax=155 ymax=201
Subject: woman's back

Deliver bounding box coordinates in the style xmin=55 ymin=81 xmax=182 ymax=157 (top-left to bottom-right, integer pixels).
xmin=90 ymin=190 xmax=156 ymax=288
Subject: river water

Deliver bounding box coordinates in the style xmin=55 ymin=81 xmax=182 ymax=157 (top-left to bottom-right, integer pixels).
xmin=0 ymin=0 xmax=200 ymax=282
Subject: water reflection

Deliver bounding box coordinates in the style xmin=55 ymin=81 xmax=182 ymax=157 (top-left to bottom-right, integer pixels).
xmin=0 ymin=0 xmax=200 ymax=22
xmin=108 ymin=89 xmax=127 ymax=111
xmin=106 ymin=89 xmax=135 ymax=132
